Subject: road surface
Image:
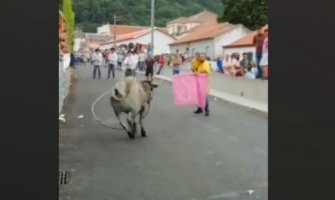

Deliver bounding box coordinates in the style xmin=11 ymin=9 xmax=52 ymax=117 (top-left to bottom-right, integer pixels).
xmin=59 ymin=64 xmax=268 ymax=200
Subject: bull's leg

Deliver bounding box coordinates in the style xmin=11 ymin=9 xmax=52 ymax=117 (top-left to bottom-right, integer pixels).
xmin=126 ymin=112 xmax=137 ymax=139
xmin=139 ymin=106 xmax=147 ymax=137
xmin=112 ymin=102 xmax=131 ymax=134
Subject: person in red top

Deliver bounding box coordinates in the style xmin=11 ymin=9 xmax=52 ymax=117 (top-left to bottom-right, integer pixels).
xmin=156 ymin=53 xmax=165 ymax=75
xmin=253 ymin=28 xmax=265 ymax=79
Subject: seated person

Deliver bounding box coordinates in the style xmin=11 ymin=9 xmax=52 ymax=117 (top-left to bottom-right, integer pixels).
xmin=244 ymin=61 xmax=258 ymax=79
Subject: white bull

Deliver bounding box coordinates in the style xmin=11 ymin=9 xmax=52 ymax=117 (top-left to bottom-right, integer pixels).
xmin=110 ymin=77 xmax=157 ymax=139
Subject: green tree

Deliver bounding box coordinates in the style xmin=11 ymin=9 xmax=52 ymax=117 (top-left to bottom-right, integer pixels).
xmin=72 ymin=0 xmax=223 ymax=31
xmin=62 ymin=0 xmax=75 ymax=52
xmin=218 ymin=0 xmax=267 ymax=30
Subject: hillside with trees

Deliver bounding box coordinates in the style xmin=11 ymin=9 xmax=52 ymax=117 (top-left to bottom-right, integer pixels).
xmin=72 ymin=0 xmax=223 ymax=32
xmin=218 ymin=0 xmax=268 ymax=30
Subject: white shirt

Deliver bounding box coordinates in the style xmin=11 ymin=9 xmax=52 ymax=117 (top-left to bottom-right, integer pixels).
xmin=108 ymin=52 xmax=118 ymax=65
xmin=124 ymin=54 xmax=139 ymax=70
xmin=92 ymin=52 xmax=103 ymax=66
xmin=138 ymin=53 xmax=145 ymax=62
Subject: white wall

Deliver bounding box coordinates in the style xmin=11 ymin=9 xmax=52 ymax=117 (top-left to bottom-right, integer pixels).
xmin=169 ymin=25 xmax=250 ymax=59
xmin=73 ymin=38 xmax=84 ymax=52
xmin=170 ymin=43 xmax=189 ymax=54
xmin=224 ymin=46 xmax=256 ymax=61
xmin=214 ymin=25 xmax=250 ymax=59
xmin=97 ymin=24 xmax=110 ymax=34
xmin=186 ymin=22 xmax=199 ymax=31
xmin=170 ymin=39 xmax=215 ymax=58
xmin=100 ymin=29 xmax=176 ymax=55
xmin=210 ymin=75 xmax=268 ymax=103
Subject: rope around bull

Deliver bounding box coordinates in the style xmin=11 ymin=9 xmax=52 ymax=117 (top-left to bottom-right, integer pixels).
xmin=91 ymin=77 xmax=165 ymax=131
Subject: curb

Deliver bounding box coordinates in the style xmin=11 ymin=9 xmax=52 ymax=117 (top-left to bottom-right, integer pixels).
xmin=123 ymin=69 xmax=268 ymax=117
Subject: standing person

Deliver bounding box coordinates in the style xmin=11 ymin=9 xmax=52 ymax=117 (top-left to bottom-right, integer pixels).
xmin=156 ymin=53 xmax=165 ymax=75
xmin=216 ymin=56 xmax=224 ymax=73
xmin=145 ymin=54 xmax=155 ymax=82
xmin=138 ymin=50 xmax=146 ymax=71
xmin=191 ymin=52 xmax=200 ymax=72
xmin=92 ymin=48 xmax=103 ymax=79
xmin=193 ymin=53 xmax=211 ymax=117
xmin=107 ymin=48 xmax=117 ymax=79
xmin=166 ymin=52 xmax=172 ymax=67
xmin=260 ymin=29 xmax=269 ymax=80
xmin=253 ymin=28 xmax=265 ymax=79
xmin=172 ymin=52 xmax=182 ymax=75
xmin=70 ymin=52 xmax=76 ymax=69
xmin=240 ymin=53 xmax=251 ymax=73
xmin=117 ymin=52 xmax=123 ymax=70
xmin=103 ymin=49 xmax=109 ymax=68
xmin=124 ymin=50 xmax=139 ymax=77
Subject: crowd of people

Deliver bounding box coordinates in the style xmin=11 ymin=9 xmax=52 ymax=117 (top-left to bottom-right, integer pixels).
xmin=70 ymin=44 xmax=185 ymax=82
xmin=214 ymin=28 xmax=269 ymax=80
xmin=71 ymin=27 xmax=268 ymax=82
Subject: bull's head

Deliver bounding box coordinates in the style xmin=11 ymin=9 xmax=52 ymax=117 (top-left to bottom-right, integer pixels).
xmin=142 ymin=80 xmax=158 ymax=91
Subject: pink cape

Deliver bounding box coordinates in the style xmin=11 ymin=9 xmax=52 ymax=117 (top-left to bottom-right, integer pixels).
xmin=172 ymin=73 xmax=209 ymax=108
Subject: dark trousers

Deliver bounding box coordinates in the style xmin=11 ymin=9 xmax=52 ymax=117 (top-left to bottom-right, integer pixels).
xmin=156 ymin=65 xmax=163 ymax=74
xmin=173 ymin=69 xmax=180 ymax=75
xmin=197 ymin=96 xmax=209 ymax=113
xmin=107 ymin=64 xmax=115 ymax=79
xmin=93 ymin=65 xmax=101 ymax=79
xmin=138 ymin=61 xmax=145 ymax=71
xmin=125 ymin=68 xmax=136 ymax=77
xmin=117 ymin=62 xmax=122 ymax=69
xmin=256 ymin=53 xmax=263 ymax=78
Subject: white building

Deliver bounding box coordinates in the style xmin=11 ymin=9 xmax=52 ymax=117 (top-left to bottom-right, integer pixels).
xmin=100 ymin=27 xmax=176 ymax=55
xmin=169 ymin=23 xmax=250 ymax=60
xmin=166 ymin=11 xmax=218 ymax=38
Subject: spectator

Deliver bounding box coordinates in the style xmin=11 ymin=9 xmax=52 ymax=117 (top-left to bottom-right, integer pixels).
xmin=193 ymin=53 xmax=211 ymax=117
xmin=260 ymin=29 xmax=268 ymax=80
xmin=156 ymin=53 xmax=165 ymax=75
xmin=103 ymin=49 xmax=109 ymax=68
xmin=253 ymin=28 xmax=265 ymax=79
xmin=124 ymin=50 xmax=138 ymax=77
xmin=138 ymin=50 xmax=146 ymax=71
xmin=172 ymin=52 xmax=182 ymax=75
xmin=240 ymin=53 xmax=251 ymax=73
xmin=107 ymin=48 xmax=117 ymax=79
xmin=244 ymin=61 xmax=259 ymax=79
xmin=233 ymin=53 xmax=244 ymax=77
xmin=92 ymin=48 xmax=103 ymax=79
xmin=70 ymin=52 xmax=76 ymax=69
xmin=117 ymin=52 xmax=123 ymax=70
xmin=216 ymin=56 xmax=224 ymax=73
xmin=145 ymin=54 xmax=155 ymax=82
xmin=191 ymin=52 xmax=200 ymax=72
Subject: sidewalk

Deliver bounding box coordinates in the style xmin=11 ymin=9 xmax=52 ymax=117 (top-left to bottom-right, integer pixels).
xmin=147 ymin=62 xmax=268 ymax=116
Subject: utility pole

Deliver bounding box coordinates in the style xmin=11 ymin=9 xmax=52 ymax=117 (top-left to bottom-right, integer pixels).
xmin=112 ymin=14 xmax=125 ymax=48
xmin=113 ymin=14 xmax=116 ymax=48
xmin=150 ymin=0 xmax=155 ymax=55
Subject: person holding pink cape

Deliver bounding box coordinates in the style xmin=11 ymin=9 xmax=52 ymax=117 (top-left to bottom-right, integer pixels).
xmin=172 ymin=53 xmax=210 ymax=116
xmin=193 ymin=53 xmax=211 ymax=116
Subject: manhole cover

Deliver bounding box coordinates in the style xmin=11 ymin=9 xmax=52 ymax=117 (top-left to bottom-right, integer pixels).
xmin=59 ymin=171 xmax=70 ymax=185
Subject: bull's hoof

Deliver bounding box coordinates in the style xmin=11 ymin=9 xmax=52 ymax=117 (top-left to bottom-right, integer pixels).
xmin=141 ymin=127 xmax=147 ymax=137
xmin=127 ymin=132 xmax=135 ymax=139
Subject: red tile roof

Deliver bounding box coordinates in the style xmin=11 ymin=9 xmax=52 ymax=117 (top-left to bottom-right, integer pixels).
xmin=101 ymin=28 xmax=175 ymax=45
xmin=224 ymin=25 xmax=268 ymax=48
xmin=167 ymin=11 xmax=217 ymax=25
xmin=109 ymin=25 xmax=149 ymax=36
xmin=170 ymin=22 xmax=236 ymax=45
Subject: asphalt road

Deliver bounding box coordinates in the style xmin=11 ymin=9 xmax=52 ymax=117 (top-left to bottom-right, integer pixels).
xmin=59 ymin=64 xmax=268 ymax=200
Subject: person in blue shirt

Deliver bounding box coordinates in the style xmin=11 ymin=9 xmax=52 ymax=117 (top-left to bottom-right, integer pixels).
xmin=216 ymin=56 xmax=224 ymax=73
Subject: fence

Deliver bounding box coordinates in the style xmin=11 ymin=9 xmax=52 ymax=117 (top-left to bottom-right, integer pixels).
xmin=59 ymin=54 xmax=72 ymax=115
